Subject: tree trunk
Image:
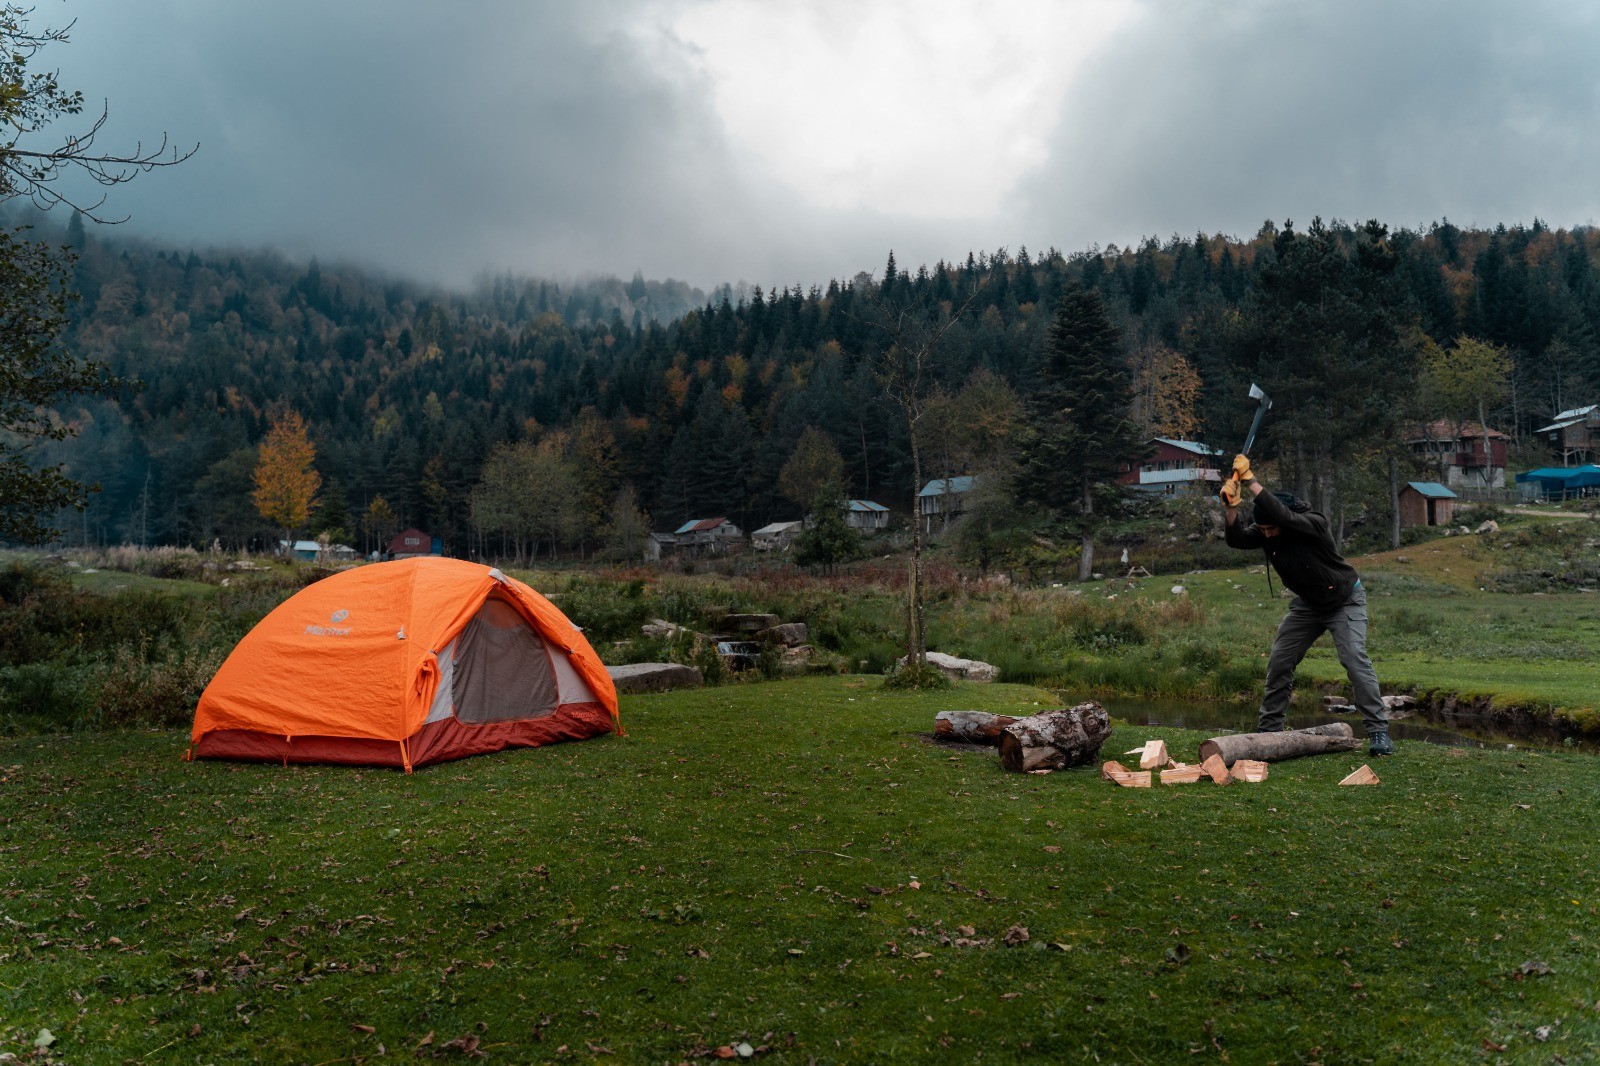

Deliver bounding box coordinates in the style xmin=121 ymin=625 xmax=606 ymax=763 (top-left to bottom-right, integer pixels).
xmin=1197 ymin=723 xmax=1360 ymax=767
xmin=999 ymin=702 xmax=1111 ymax=773
xmin=934 ymin=711 xmax=1020 ymax=745
xmin=1077 ymin=470 xmax=1095 ymax=582
xmin=1387 ymin=448 xmax=1401 ymax=549
xmin=907 ymin=427 xmax=926 ymax=666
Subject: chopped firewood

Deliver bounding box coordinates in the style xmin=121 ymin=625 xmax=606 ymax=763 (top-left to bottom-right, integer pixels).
xmin=1200 ymin=752 xmax=1233 ymax=785
xmin=1232 ymin=759 xmax=1269 ymax=783
xmin=1159 ymin=764 xmax=1206 ymax=785
xmin=1339 ymin=764 xmax=1380 ymax=786
xmin=1100 ymin=760 xmax=1130 ymax=780
xmin=1105 ymin=769 xmax=1151 ymax=788
xmin=1139 ymin=739 xmax=1168 ymax=769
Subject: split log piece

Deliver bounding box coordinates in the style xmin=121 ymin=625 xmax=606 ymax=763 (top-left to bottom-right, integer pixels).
xmin=934 ymin=711 xmax=1021 ymax=745
xmin=1200 ymin=753 xmax=1232 ymax=785
xmin=1107 ymin=769 xmax=1152 ymax=788
xmin=1137 ymin=740 xmax=1169 ymax=769
xmin=1100 ymin=760 xmax=1130 ymax=780
xmin=1198 ymin=723 xmax=1359 ymax=768
xmin=1232 ymin=759 xmax=1270 ymax=783
xmin=1159 ymin=765 xmax=1206 ymax=785
xmin=998 ymin=702 xmax=1111 ymax=774
xmin=1339 ymin=764 xmax=1380 ymax=786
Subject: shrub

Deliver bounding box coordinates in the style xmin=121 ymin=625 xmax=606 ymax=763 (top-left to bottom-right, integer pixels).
xmin=882 ymin=660 xmax=953 ymax=691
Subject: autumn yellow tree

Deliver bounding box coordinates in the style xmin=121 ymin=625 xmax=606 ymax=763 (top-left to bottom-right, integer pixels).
xmin=1131 ymin=343 xmax=1202 ymax=439
xmin=252 ymin=410 xmax=321 ymax=551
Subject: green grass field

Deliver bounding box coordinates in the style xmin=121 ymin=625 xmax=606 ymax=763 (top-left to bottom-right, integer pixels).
xmin=4 ymin=676 xmax=1598 ymax=1063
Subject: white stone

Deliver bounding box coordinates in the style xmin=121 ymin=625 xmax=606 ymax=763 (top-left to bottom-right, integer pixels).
xmin=898 ymin=651 xmax=999 ymax=683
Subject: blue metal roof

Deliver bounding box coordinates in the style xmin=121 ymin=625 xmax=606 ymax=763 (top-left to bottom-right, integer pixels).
xmin=918 ymin=476 xmax=978 ymax=497
xmin=1405 ymin=481 xmax=1457 ymax=499
xmin=847 ymin=499 xmax=888 ymax=512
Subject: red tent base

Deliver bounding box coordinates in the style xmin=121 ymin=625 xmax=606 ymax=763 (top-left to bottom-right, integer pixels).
xmin=191 ymin=702 xmax=615 ymax=770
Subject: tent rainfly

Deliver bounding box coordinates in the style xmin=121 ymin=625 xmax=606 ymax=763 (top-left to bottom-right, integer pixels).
xmin=190 ymin=558 xmax=619 ymax=770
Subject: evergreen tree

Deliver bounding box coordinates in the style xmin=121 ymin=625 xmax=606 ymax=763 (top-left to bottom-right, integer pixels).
xmin=1015 ymin=281 xmax=1143 ymax=581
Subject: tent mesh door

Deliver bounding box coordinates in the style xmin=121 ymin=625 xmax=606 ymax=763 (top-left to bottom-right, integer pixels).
xmin=452 ymin=596 xmax=559 ymax=723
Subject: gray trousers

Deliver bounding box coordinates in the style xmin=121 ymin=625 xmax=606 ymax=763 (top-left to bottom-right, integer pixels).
xmin=1257 ymin=586 xmax=1388 ymax=738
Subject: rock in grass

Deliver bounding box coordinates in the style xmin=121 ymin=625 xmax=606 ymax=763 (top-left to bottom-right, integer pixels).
xmin=897 ymin=651 xmax=999 ymax=683
xmin=606 ymin=662 xmax=703 ymax=693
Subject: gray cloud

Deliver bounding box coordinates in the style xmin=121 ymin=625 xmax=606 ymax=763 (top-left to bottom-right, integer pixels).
xmin=1016 ymin=0 xmax=1600 ymax=248
xmin=39 ymin=0 xmax=1600 ymax=291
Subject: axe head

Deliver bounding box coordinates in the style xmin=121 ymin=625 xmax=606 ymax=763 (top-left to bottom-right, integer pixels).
xmin=1248 ymin=382 xmax=1271 ymax=407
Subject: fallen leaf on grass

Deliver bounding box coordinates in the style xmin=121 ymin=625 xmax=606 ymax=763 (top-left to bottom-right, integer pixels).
xmin=1000 ymin=992 xmax=1022 ymax=1000
xmin=957 ymin=925 xmax=976 ymax=937
xmin=1517 ymin=959 xmax=1553 ymax=976
xmin=1482 ymin=1038 xmax=1506 ymax=1052
xmin=911 ymin=951 xmax=933 ymax=959
xmin=1165 ymin=943 xmax=1191 ymax=966
xmin=416 ymin=1030 xmax=435 ymax=1048
xmin=1043 ymin=846 xmax=1061 ymax=854
xmin=1002 ymin=925 xmax=1029 ymax=947
xmin=586 ymin=1041 xmax=613 ymax=1054
xmin=350 ymin=1023 xmax=376 ymax=1034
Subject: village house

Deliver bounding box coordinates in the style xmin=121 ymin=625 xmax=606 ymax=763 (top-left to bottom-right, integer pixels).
xmin=752 ymin=521 xmax=804 ymax=551
xmin=278 ymin=539 xmax=322 ymax=562
xmin=918 ymin=476 xmax=978 ymax=533
xmin=1535 ymin=404 xmax=1600 ymax=464
xmin=845 ymin=500 xmax=890 ymax=533
xmin=671 ymin=517 xmax=743 ymax=555
xmin=1397 ymin=481 xmax=1458 ymax=529
xmin=1115 ymin=438 xmax=1225 ymax=495
xmin=387 ymin=528 xmax=441 ymax=559
xmin=1405 ymin=421 xmax=1509 ymax=490
xmin=645 ymin=531 xmax=677 ymax=562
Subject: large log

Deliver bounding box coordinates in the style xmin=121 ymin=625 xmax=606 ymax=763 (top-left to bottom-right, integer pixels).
xmin=998 ymin=702 xmax=1110 ymax=773
xmin=934 ymin=710 xmax=1021 ymax=745
xmin=1198 ymin=723 xmax=1359 ymax=767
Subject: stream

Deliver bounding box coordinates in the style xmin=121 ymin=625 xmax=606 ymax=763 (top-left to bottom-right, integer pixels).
xmin=1092 ymin=694 xmax=1600 ymax=755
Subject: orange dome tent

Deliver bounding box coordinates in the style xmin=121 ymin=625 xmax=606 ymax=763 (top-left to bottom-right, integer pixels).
xmin=190 ymin=558 xmax=620 ymax=770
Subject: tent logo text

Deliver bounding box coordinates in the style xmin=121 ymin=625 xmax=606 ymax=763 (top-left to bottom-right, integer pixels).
xmin=305 ymin=609 xmax=352 ymax=638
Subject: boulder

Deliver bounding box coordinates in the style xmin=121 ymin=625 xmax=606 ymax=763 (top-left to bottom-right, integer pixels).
xmin=897 ymin=651 xmax=999 ymax=683
xmin=605 ymin=662 xmax=704 ymax=694
xmin=1475 ymin=520 xmax=1500 ymax=535
xmin=756 ymin=622 xmax=809 ymax=646
xmin=641 ymin=618 xmax=691 ymax=640
xmin=719 ymin=613 xmax=780 ymax=634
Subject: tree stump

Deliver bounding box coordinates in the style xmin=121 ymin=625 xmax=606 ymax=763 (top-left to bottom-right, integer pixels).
xmin=999 ymin=702 xmax=1110 ymax=773
xmin=934 ymin=711 xmax=1020 ymax=745
xmin=1198 ymin=723 xmax=1359 ymax=767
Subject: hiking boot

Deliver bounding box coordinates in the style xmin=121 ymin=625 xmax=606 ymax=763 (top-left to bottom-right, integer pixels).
xmin=1368 ymin=733 xmax=1393 ymax=757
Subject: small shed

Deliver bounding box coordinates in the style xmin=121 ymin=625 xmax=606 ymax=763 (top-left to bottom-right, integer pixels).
xmin=752 ymin=521 xmax=804 ymax=551
xmin=672 ymin=517 xmax=743 ymax=555
xmin=1398 ymin=482 xmax=1457 ymax=528
xmin=279 ymin=539 xmax=322 ymax=562
xmin=918 ymin=476 xmax=978 ymax=533
xmin=845 ymin=500 xmax=890 ymax=532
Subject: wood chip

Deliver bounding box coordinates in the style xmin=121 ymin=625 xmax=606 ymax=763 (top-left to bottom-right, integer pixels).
xmin=1232 ymin=759 xmax=1269 ymax=783
xmin=1200 ymin=753 xmax=1233 ymax=785
xmin=1339 ymin=764 xmax=1380 ymax=786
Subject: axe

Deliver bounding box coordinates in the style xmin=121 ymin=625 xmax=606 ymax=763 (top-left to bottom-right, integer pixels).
xmin=1242 ymin=382 xmax=1272 ymax=456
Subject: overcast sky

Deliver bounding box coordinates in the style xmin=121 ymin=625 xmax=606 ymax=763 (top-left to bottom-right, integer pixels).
xmin=33 ymin=0 xmax=1600 ymax=291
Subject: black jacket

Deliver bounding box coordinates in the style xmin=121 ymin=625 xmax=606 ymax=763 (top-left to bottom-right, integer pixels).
xmin=1224 ymin=489 xmax=1360 ymax=609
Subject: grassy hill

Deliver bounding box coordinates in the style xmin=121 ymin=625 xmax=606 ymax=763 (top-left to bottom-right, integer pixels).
xmin=3 ymin=676 xmax=1598 ymax=1062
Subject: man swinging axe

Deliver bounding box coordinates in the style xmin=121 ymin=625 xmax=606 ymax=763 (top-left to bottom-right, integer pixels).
xmin=1218 ymin=408 xmax=1392 ymax=757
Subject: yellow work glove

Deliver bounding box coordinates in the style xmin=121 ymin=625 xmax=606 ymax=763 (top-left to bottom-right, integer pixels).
xmin=1219 ymin=476 xmax=1242 ymax=508
xmin=1232 ymin=454 xmax=1254 ymax=483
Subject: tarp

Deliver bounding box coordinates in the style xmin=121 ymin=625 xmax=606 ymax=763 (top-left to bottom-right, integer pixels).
xmin=1514 ymin=465 xmax=1600 ymax=499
